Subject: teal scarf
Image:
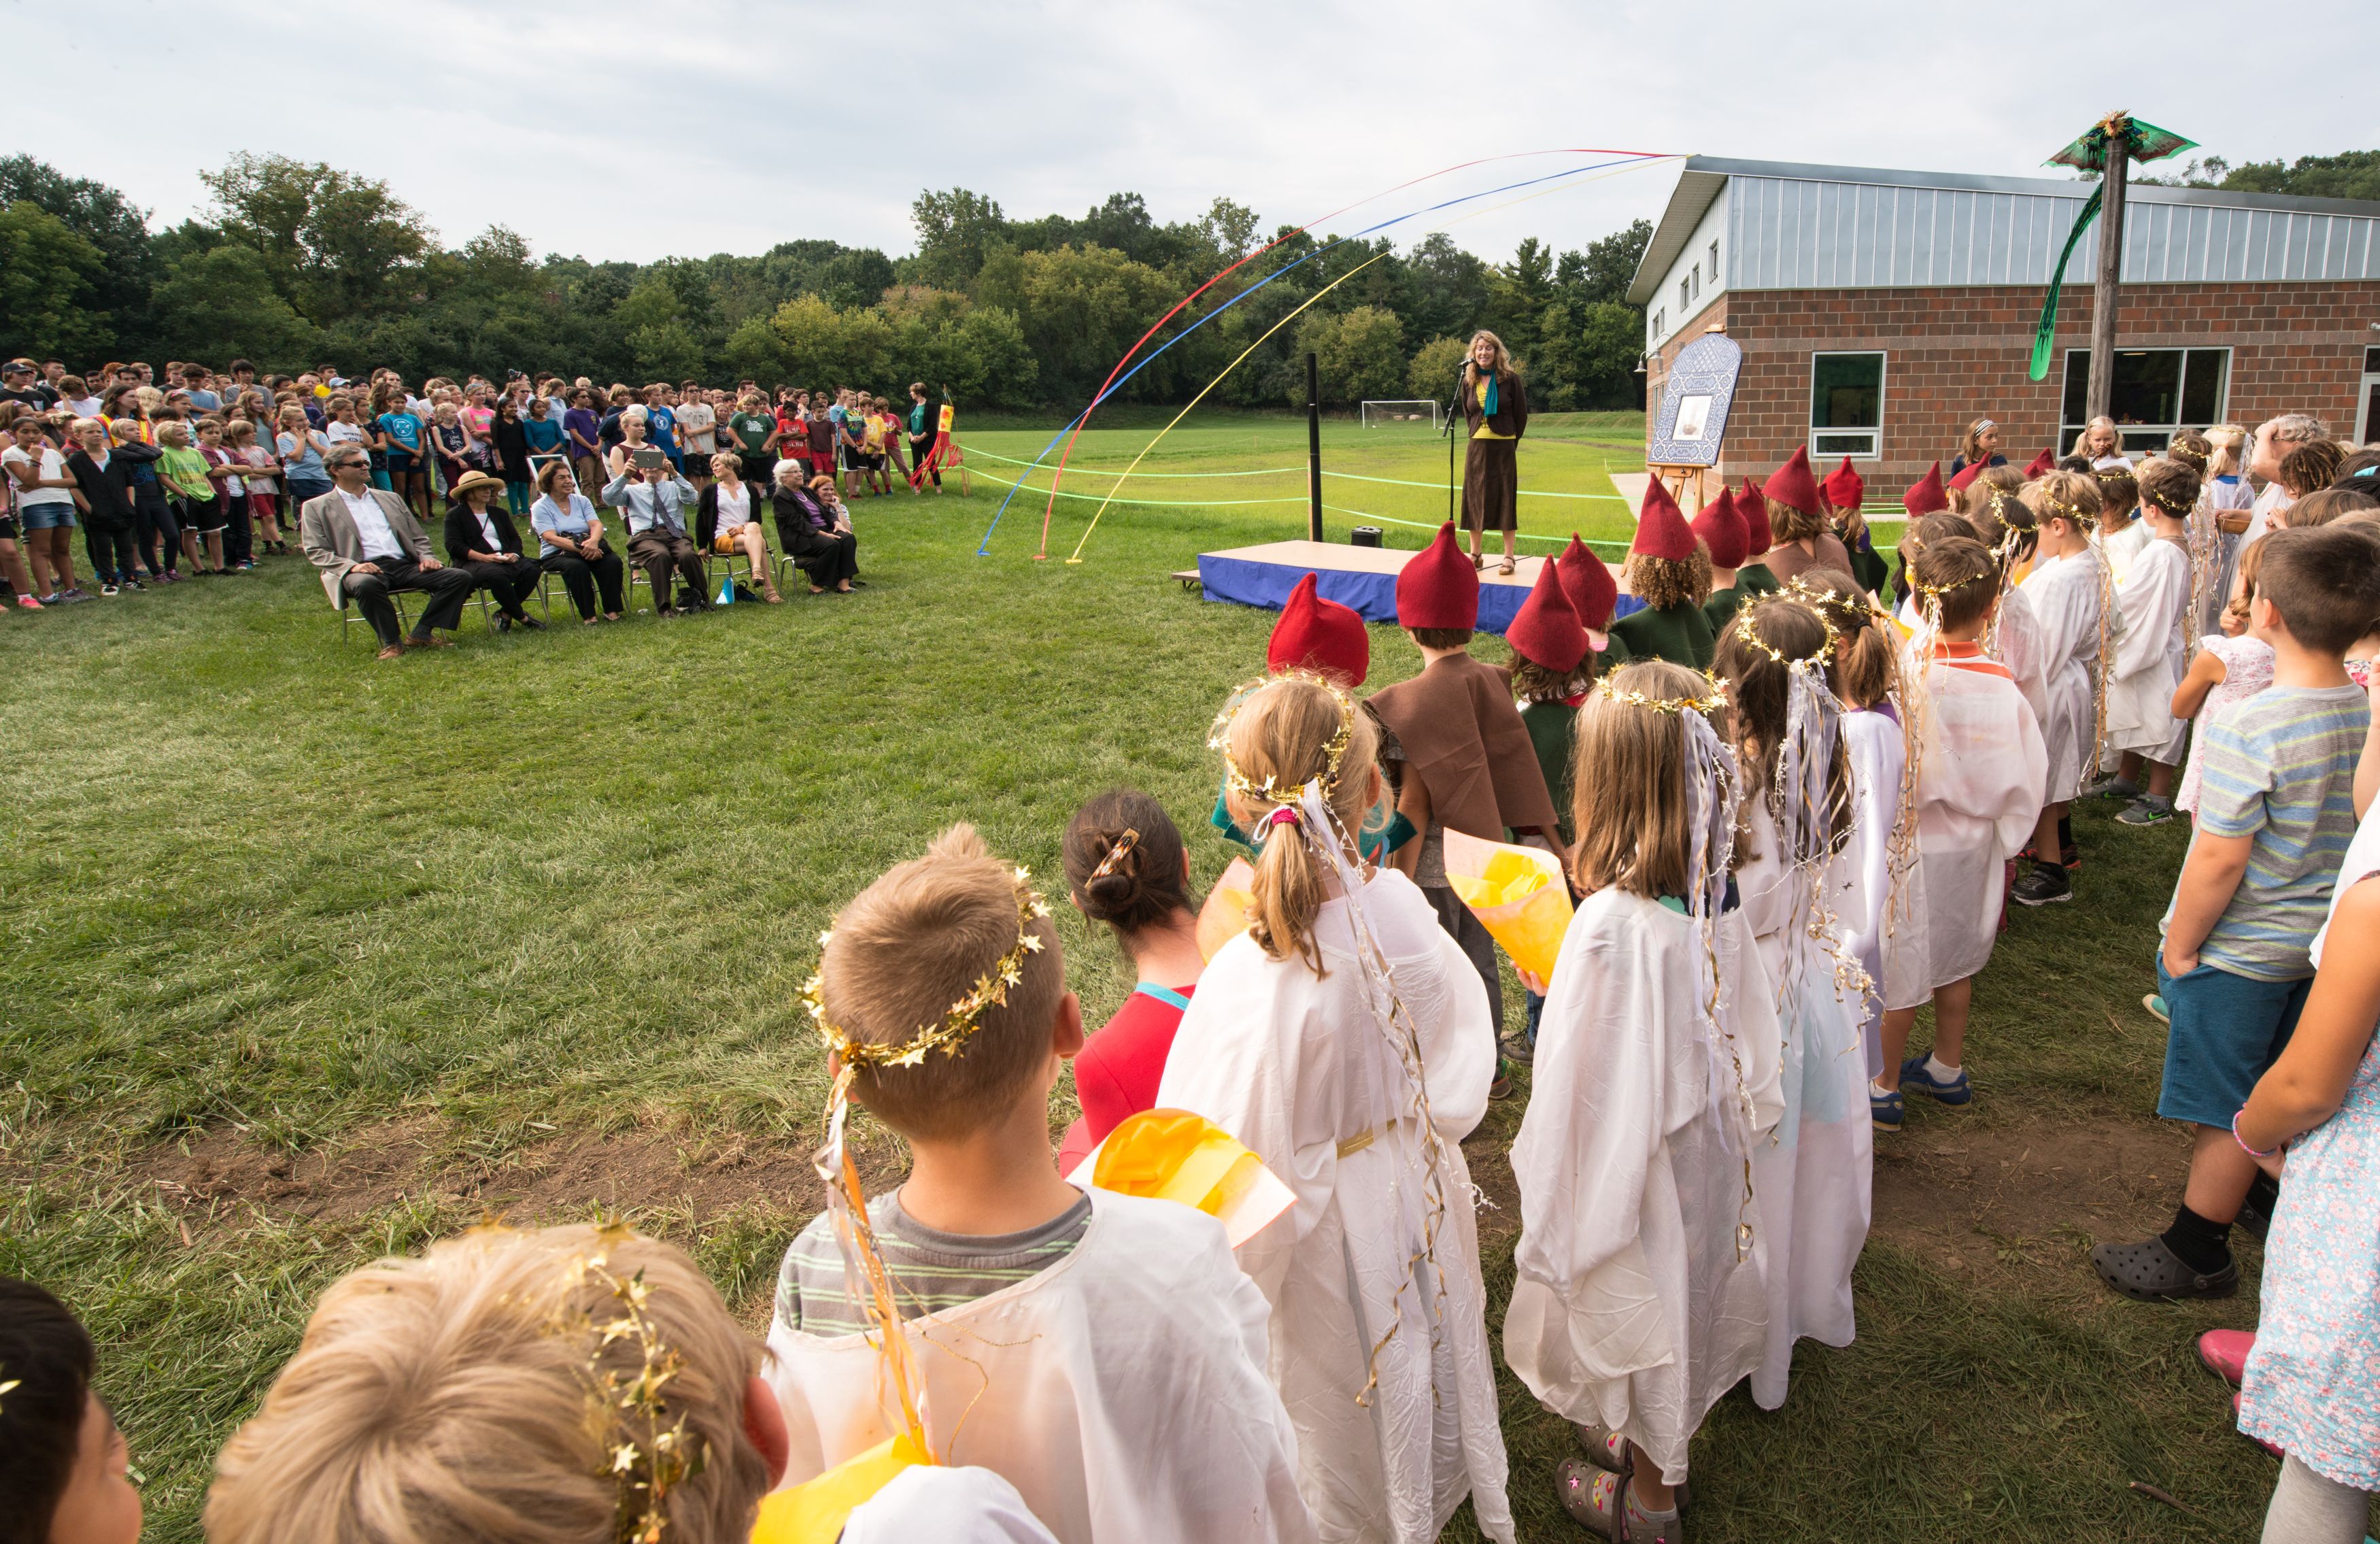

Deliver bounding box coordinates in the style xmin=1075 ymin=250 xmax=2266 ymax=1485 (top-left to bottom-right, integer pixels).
xmin=1477 ymin=369 xmax=1499 ymax=418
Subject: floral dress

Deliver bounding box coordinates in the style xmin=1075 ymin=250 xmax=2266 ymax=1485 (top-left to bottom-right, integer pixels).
xmin=2237 ymin=807 xmax=2380 ymax=1489
xmin=2174 ymin=634 xmax=2274 ymax=814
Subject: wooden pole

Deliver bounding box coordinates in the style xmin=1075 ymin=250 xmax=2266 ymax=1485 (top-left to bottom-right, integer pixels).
xmin=1305 ymin=352 xmax=1324 ymax=543
xmin=2086 ymin=116 xmax=2130 ymax=424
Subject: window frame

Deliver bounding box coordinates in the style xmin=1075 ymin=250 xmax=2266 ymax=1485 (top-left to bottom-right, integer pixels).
xmin=1708 ymin=239 xmax=1720 ymax=284
xmin=2058 ymin=346 xmax=2232 ymax=454
xmin=1807 ymin=348 xmax=1887 ymax=462
xmin=1678 ymin=275 xmax=1691 ymax=312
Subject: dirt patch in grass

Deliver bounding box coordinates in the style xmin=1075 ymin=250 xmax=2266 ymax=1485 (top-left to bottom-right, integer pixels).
xmin=118 ymin=1118 xmax=913 ymax=1235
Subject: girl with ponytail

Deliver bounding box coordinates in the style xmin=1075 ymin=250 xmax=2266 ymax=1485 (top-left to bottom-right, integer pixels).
xmin=1155 ymin=673 xmax=1516 ymax=1544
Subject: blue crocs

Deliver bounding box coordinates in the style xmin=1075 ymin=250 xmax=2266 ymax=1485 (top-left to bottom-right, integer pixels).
xmin=1900 ymin=1053 xmax=1972 ymax=1107
xmin=1871 ymin=1084 xmax=1904 ymax=1133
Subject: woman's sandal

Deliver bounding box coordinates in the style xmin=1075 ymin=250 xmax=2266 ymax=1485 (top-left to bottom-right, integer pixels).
xmin=1555 ymin=1457 xmax=1686 ymax=1542
xmin=1497 ymin=556 xmax=1516 ymax=575
xmin=1472 ymin=552 xmax=1486 ymax=570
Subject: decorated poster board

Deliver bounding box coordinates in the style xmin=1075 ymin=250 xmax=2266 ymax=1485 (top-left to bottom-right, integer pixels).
xmin=1647 ymin=329 xmax=1743 ymax=470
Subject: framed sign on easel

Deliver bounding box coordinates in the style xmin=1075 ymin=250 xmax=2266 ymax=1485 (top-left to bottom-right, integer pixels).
xmin=1646 ymin=326 xmax=1743 ymax=513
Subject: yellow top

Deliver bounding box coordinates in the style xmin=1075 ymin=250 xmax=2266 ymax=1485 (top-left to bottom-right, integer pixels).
xmin=1472 ymin=377 xmax=1512 ymax=441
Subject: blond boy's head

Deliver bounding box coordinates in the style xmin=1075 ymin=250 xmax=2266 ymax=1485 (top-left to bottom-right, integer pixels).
xmin=204 ymin=1223 xmax=777 ymax=1544
xmin=820 ymin=824 xmax=1068 ymax=1143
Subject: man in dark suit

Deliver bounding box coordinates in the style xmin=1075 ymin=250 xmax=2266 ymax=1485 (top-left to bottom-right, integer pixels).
xmin=299 ymin=445 xmax=473 ymax=659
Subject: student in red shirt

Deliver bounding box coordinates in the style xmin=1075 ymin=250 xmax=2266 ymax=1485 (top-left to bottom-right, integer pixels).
xmin=1055 ymin=790 xmax=1205 ymax=1171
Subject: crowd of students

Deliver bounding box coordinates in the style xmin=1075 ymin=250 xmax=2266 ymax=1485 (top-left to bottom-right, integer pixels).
xmin=0 ymin=355 xmax=949 ymax=639
xmin=10 ymin=367 xmax=2380 ymax=1542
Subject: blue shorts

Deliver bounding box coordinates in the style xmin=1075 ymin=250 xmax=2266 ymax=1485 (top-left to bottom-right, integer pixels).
xmin=2155 ymin=952 xmax=2311 ymax=1128
xmin=385 ymin=450 xmax=415 ymax=473
xmin=20 ymin=502 xmax=77 ymax=531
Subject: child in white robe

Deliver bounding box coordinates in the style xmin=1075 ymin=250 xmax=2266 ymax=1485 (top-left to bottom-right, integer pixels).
xmin=2012 ymin=470 xmax=2112 ymax=907
xmin=1790 ymin=570 xmax=1909 ymax=1104
xmin=1712 ymin=597 xmax=1873 ymax=1412
xmin=1966 ymin=486 xmax=2053 ymax=733
xmin=765 ymin=826 xmax=1313 ymax=1544
xmin=2101 ymin=458 xmax=2204 ymax=826
xmin=1506 ymin=658 xmax=1776 ymax=1544
xmin=1879 ymin=538 xmax=2048 ymax=1120
xmin=1157 ymin=674 xmax=1514 ymax=1544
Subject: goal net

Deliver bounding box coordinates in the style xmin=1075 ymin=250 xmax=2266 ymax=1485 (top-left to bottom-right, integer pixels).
xmin=1361 ymin=399 xmax=1443 ymax=431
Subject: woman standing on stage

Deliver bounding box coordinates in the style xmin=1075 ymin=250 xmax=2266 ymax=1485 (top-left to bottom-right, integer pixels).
xmin=1458 ymin=329 xmax=1528 ymax=575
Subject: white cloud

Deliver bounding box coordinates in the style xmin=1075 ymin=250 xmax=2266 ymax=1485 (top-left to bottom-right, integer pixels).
xmin=16 ymin=0 xmax=2375 ymax=269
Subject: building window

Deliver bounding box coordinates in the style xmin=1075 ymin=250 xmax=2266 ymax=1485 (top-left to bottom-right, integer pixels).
xmin=1809 ymin=351 xmax=1885 ymax=460
xmin=2060 ymin=348 xmax=2230 ymax=453
xmin=1708 ymin=239 xmax=1720 ymax=281
xmin=1650 ymin=308 xmax=1665 ymax=343
xmin=2356 ymin=345 xmax=2380 ymax=444
xmin=1689 ymin=264 xmax=1701 ymax=301
xmin=1678 ymin=276 xmax=1690 ymax=312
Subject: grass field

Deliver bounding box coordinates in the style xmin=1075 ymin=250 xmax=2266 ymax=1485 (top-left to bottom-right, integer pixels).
xmin=1 ymin=409 xmax=2300 ymax=1541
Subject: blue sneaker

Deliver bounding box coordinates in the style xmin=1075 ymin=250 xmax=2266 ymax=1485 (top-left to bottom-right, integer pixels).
xmin=1871 ymin=1084 xmax=1903 ymax=1132
xmin=1900 ymin=1053 xmax=1972 ymax=1106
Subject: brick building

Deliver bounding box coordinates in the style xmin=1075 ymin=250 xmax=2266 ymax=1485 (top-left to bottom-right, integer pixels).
xmin=1627 ymin=156 xmax=2380 ymax=496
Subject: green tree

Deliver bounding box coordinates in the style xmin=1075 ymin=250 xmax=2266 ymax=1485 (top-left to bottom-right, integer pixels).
xmin=724 ymin=316 xmax=788 ymax=383
xmin=146 ymin=244 xmax=323 ymax=369
xmin=2220 ymin=150 xmax=2380 ymax=202
xmin=911 ymin=188 xmax=1008 ymax=290
xmin=1296 ymin=305 xmax=1406 ymax=407
xmin=200 ymin=153 xmax=434 ymax=320
xmin=0 ymin=156 xmax=156 ymax=346
xmin=1406 ymin=335 xmax=1470 ymax=403
xmin=1561 ymin=218 xmax=1652 ymax=308
xmin=0 ymin=202 xmax=110 ymax=359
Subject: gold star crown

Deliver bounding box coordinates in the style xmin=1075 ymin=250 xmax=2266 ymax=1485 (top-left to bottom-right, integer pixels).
xmin=1210 ymin=673 xmax=1358 ymax=806
xmin=804 ymin=868 xmax=1051 ymax=1071
xmin=1592 ymin=670 xmax=1730 ymax=714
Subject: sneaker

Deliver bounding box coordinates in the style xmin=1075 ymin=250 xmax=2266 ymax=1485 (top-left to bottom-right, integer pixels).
xmin=15 ymin=593 xmax=39 ymax=609
xmin=2011 ymin=866 xmax=2073 ymax=906
xmin=2081 ymin=774 xmax=2141 ymax=800
xmin=1489 ymin=1060 xmax=1515 ymax=1101
xmin=2115 ymin=796 xmax=2175 ymax=826
xmin=52 ymin=588 xmax=90 ymax=605
xmin=100 ymin=582 xmax=119 ymax=597
xmin=1499 ymin=1032 xmax=1534 ymax=1067
xmin=124 ymin=576 xmax=146 ymax=590
xmin=1871 ymin=1084 xmax=1904 ymax=1132
xmin=2090 ymin=1235 xmax=2239 ymax=1302
xmin=2142 ymin=994 xmax=2170 ymax=1025
xmin=2060 ymin=843 xmax=2081 ymax=871
xmin=1899 ymin=1054 xmax=1971 ymax=1107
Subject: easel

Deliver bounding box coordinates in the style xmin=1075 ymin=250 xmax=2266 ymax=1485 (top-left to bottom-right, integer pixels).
xmin=1646 ymin=463 xmax=1716 ymax=514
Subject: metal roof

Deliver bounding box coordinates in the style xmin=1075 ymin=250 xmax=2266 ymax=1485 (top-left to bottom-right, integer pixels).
xmin=1626 ymin=155 xmax=2380 ymax=304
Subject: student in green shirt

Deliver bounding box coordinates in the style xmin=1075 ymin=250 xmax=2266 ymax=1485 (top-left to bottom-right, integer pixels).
xmin=726 ymin=394 xmax=779 ymax=484
xmin=1606 ymin=477 xmax=1716 ymax=669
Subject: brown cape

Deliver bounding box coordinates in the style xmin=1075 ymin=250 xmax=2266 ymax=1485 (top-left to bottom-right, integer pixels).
xmin=1366 ymin=653 xmax=1561 ymax=841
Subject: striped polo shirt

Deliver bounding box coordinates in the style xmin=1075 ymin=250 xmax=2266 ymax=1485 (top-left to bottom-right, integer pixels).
xmin=771 ymin=1189 xmax=1091 ymax=1338
xmin=2171 ymin=683 xmax=2370 ymax=981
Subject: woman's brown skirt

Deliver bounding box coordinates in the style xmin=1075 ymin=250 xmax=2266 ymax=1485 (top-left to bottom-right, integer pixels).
xmin=1462 ymin=436 xmax=1518 ymax=533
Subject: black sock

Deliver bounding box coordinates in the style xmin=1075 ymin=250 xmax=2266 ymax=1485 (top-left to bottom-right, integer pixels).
xmin=2162 ymin=1204 xmax=2233 ymax=1273
xmin=2058 ymin=814 xmax=2074 ymax=850
xmin=2244 ymin=1170 xmax=2281 ymax=1216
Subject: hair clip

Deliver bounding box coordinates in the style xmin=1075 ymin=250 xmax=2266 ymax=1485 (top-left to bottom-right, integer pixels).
xmin=1086 ymin=828 xmax=1140 ymax=882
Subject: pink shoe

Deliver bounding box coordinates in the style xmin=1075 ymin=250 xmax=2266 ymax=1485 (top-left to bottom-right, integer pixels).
xmin=2233 ymin=1392 xmax=2281 ymax=1458
xmin=2198 ymin=1328 xmax=2255 ymax=1386
xmin=14 ymin=593 xmax=39 ymax=609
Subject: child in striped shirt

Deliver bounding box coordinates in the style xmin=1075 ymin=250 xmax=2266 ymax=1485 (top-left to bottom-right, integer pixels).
xmin=2094 ymin=523 xmax=2380 ymax=1304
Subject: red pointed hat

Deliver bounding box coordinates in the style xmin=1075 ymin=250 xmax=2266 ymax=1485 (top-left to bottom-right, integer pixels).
xmin=1822 ymin=456 xmax=1865 ymax=511
xmin=1395 ymin=521 xmax=1480 ymax=631
xmin=1735 ymin=476 xmax=1771 ymax=555
xmin=2023 ymin=448 xmax=2056 ymax=480
xmin=1948 ymin=459 xmax=1984 ymax=492
xmin=1631 ymin=477 xmax=1699 ymax=563
xmin=1506 ymin=558 xmax=1588 ymax=673
xmin=1268 ymin=571 xmax=1370 ymax=686
xmin=1762 ymin=445 xmax=1822 ymax=516
xmin=1690 ymin=487 xmax=1748 ymax=568
xmin=1557 ymin=533 xmax=1618 ymax=631
xmin=1903 ymin=462 xmax=1950 ymax=516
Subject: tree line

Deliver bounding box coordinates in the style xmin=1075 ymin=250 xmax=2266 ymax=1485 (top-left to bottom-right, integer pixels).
xmin=0 ymin=154 xmax=1654 ymax=414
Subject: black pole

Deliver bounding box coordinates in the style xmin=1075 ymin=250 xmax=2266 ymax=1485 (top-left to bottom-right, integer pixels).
xmin=1446 ymin=371 xmax=1459 ymax=526
xmin=1306 ymin=352 xmax=1323 ymax=543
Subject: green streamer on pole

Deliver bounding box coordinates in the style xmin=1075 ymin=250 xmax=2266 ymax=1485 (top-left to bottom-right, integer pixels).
xmin=2028 ymin=184 xmax=2102 ymax=383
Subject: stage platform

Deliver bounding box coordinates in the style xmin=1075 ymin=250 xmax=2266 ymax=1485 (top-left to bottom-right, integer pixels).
xmin=1189 ymin=540 xmax=1641 ymax=635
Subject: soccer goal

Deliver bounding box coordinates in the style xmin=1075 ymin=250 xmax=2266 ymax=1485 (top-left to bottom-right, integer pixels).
xmin=1361 ymin=399 xmax=1443 ymax=431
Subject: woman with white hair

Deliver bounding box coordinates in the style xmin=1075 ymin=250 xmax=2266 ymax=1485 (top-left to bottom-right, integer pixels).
xmin=770 ymin=463 xmax=859 ymax=594
xmin=696 ymin=452 xmax=781 ymax=602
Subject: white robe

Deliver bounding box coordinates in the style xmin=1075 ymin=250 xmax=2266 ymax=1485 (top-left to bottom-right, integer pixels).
xmin=1992 ymin=582 xmax=2053 ymax=735
xmin=1902 ymin=656 xmax=2050 ymax=994
xmin=2020 ymin=550 xmax=2108 ymax=802
xmin=1829 ymin=708 xmax=1905 ymax=1079
xmin=2107 ymin=537 xmax=2190 ymax=764
xmin=1503 ymin=889 xmax=1774 ymax=1486
xmin=765 ymin=1192 xmax=1316 ymax=1544
xmin=2103 ymin=517 xmax=2152 ymax=582
xmin=1155 ymin=868 xmax=1514 ymax=1544
xmin=843 ymin=1468 xmax=1059 ymax=1544
xmin=1736 ymin=799 xmax=1873 ymax=1411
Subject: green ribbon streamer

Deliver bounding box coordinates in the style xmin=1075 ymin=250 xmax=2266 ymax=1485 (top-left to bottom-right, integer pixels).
xmin=2028 ymin=184 xmax=2103 ymax=383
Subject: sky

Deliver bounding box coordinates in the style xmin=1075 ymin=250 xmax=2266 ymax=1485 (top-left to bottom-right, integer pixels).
xmin=15 ymin=0 xmax=2378 ymax=272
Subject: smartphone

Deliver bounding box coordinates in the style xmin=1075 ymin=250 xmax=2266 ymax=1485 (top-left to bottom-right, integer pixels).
xmin=632 ymin=448 xmax=668 ymax=471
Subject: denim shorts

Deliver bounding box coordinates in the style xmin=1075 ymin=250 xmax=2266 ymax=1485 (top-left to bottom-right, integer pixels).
xmin=2155 ymin=952 xmax=2312 ymax=1128
xmin=19 ymin=501 xmax=77 ymax=531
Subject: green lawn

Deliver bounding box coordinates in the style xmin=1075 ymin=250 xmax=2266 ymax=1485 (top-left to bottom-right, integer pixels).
xmin=1 ymin=411 xmax=2292 ymax=1541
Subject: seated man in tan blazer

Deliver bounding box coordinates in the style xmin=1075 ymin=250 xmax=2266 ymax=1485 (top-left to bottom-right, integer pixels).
xmin=299 ymin=445 xmax=475 ymax=658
